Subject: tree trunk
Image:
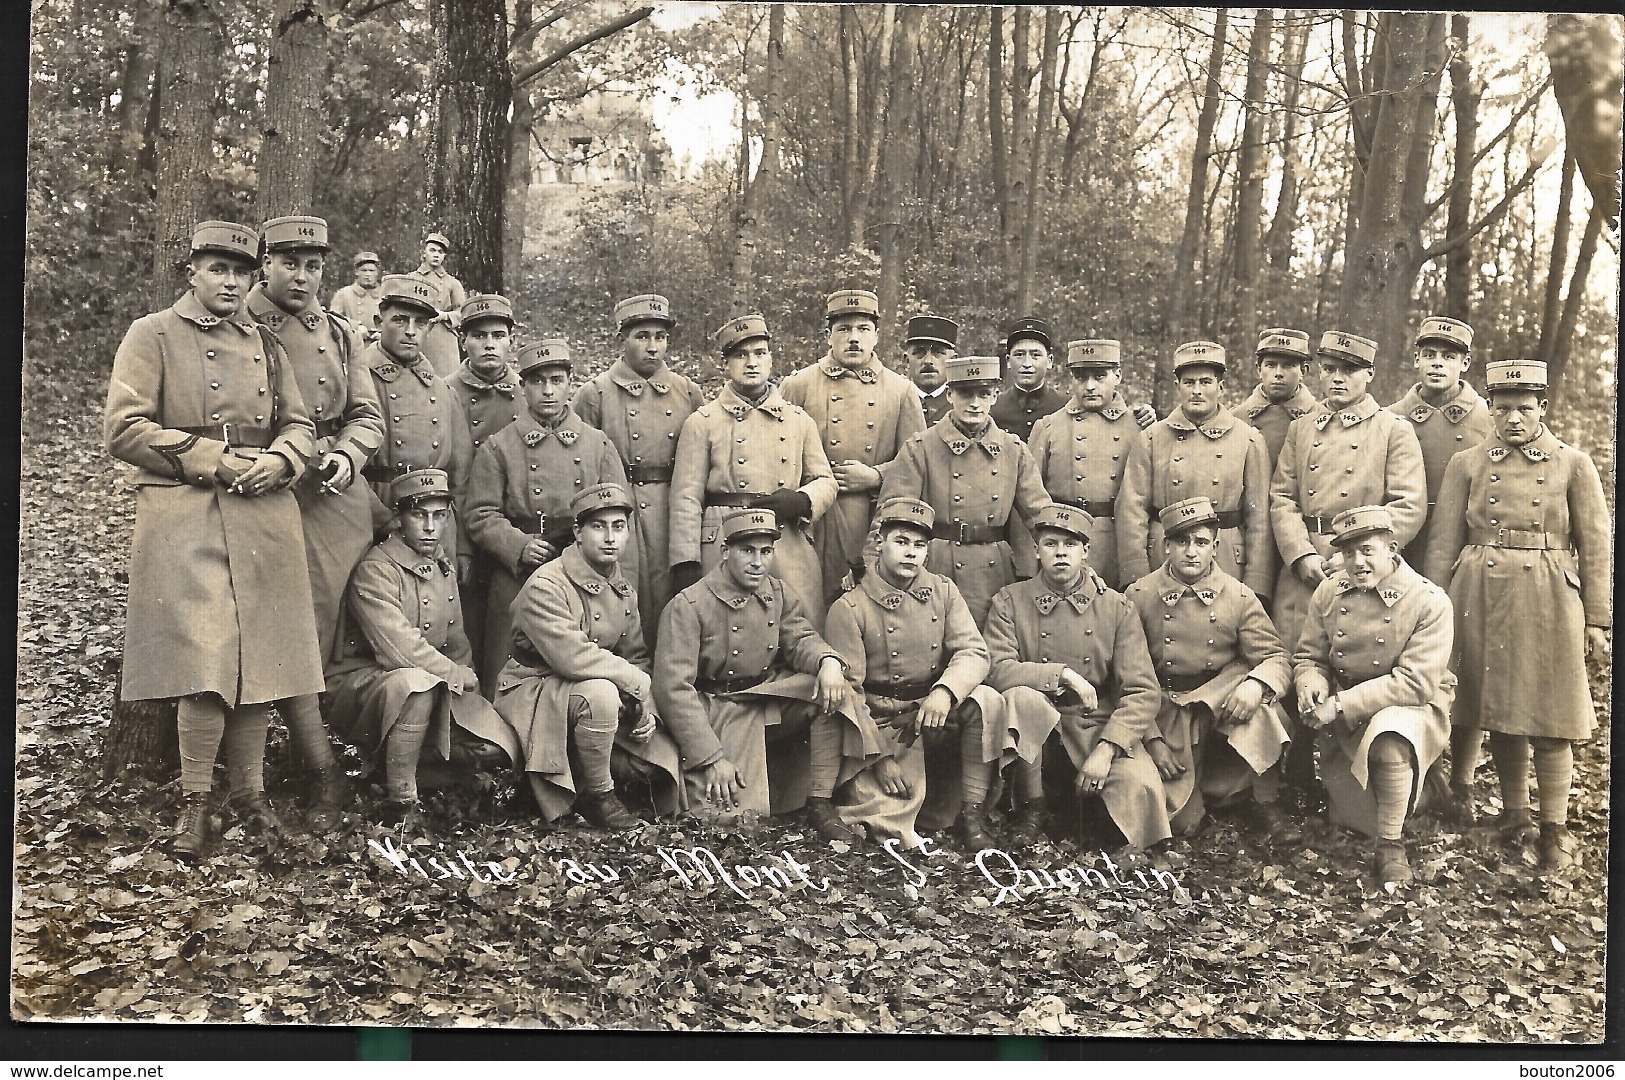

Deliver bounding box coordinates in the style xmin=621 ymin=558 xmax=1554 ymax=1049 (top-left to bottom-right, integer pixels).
xmin=1014 ymin=8 xmax=1057 ymax=314
xmin=1538 ymin=149 xmax=1577 ymax=361
xmin=1168 ymin=7 xmax=1227 ymax=406
xmin=988 ymin=6 xmax=1007 ymax=250
xmin=1003 ymin=6 xmax=1031 ymax=285
xmin=102 ymin=674 xmax=180 ymax=782
xmin=103 ymin=0 xmax=157 ymax=237
xmin=427 ymin=0 xmax=510 ymax=294
xmin=1549 ymin=202 xmax=1603 ymax=386
xmin=148 ymin=0 xmax=226 ymax=311
xmin=876 ymin=4 xmax=920 ymax=345
xmin=1442 ymin=14 xmax=1479 ymax=323
xmin=502 ymin=0 xmax=534 ymax=292
xmin=256 ymin=0 xmax=329 ymax=221
xmin=1264 ymin=12 xmax=1310 ymax=268
xmin=849 ymin=4 xmax=897 ymax=252
xmin=839 ymin=7 xmax=861 ymax=248
xmin=729 ymin=4 xmax=783 ymax=317
xmin=1230 ymin=9 xmax=1273 ymax=331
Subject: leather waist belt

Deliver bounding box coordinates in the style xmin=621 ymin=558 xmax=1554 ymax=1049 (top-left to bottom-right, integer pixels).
xmin=1055 ymin=498 xmax=1115 ymax=519
xmin=313 ymin=418 xmax=344 ymax=439
xmin=511 ymin=512 xmax=576 ymax=541
xmin=363 ymin=462 xmax=412 ymax=483
xmin=1466 ymin=526 xmax=1569 ymax=550
xmin=931 ymin=521 xmax=1007 ymax=545
xmin=627 ymin=464 xmax=674 ymax=485
xmin=864 ymin=677 xmax=941 ymax=701
xmin=694 ymin=674 xmax=766 ymax=696
xmin=704 ymin=491 xmax=766 ymax=509
xmin=1303 ymin=514 xmax=1337 ymax=535
xmin=1156 ymin=507 xmax=1241 ymax=530
xmin=175 ymin=424 xmax=274 ymax=449
xmin=1159 ymin=669 xmax=1224 ymax=694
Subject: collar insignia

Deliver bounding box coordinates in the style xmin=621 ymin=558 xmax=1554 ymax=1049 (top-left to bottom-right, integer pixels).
xmin=1409 ymin=404 xmax=1433 ymax=424
xmin=1487 ymin=446 xmax=1509 ymax=462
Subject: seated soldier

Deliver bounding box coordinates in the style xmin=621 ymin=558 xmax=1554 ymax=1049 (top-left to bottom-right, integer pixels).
xmin=493 ymin=483 xmax=683 ymax=830
xmin=984 ymin=505 xmax=1169 ymax=851
xmin=825 ymin=497 xmax=1022 ymax=851
xmin=1123 ymin=497 xmax=1291 ymax=837
xmin=326 ymin=470 xmax=520 ymax=828
xmin=1294 ymin=506 xmax=1456 ymax=886
xmin=655 ymin=508 xmax=888 ymax=837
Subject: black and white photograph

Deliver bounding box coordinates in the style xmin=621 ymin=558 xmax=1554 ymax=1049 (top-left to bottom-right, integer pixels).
xmin=11 ymin=0 xmax=1623 ymax=1048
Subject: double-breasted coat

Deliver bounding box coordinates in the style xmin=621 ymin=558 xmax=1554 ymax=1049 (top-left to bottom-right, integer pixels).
xmin=991 ymin=382 xmax=1070 ymax=442
xmin=493 ymin=544 xmax=683 ymax=820
xmin=1027 ymin=393 xmax=1147 ymax=588
xmin=1293 ymin=561 xmax=1455 ymax=836
xmin=329 ymin=283 xmax=381 ymax=339
xmin=1117 ymin=406 xmax=1274 ymax=597
xmin=1124 ymin=564 xmax=1291 ymax=830
xmin=1425 ymin=427 xmax=1611 ymax=741
xmin=573 ymin=359 xmax=706 ymax=641
xmin=1389 ymin=381 xmax=1494 ymax=573
xmin=983 ymin=572 xmax=1170 ymax=848
xmin=1269 ymin=395 xmax=1427 ymax=650
xmin=106 ymin=291 xmax=323 ymax=706
xmin=465 ymin=407 xmax=633 ymax=692
xmin=780 ymin=354 xmax=926 ymax=604
xmin=654 ymin=566 xmax=885 ymax=817
xmin=246 ymin=285 xmax=385 ymax=660
xmin=877 ymin=419 xmax=1052 ymax=628
xmin=453 ymin=362 xmax=523 ymax=453
xmin=1236 ymin=383 xmax=1319 ymax=587
xmin=669 ymin=383 xmax=839 ymax=630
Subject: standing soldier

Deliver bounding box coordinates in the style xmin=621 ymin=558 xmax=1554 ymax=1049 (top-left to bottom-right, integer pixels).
xmin=781 ymin=289 xmax=926 ymax=604
xmin=904 ymin=314 xmax=958 ymax=425
xmin=1027 ymin=339 xmax=1147 ymax=589
xmin=466 ymin=338 xmax=632 ymax=694
xmin=1123 ymin=498 xmax=1291 ymax=836
xmin=330 ymin=250 xmax=383 ymax=343
xmin=361 ymin=274 xmax=474 ymax=568
xmin=574 ymin=294 xmax=705 ymax=645
xmin=106 ymin=220 xmax=322 ymax=855
xmin=1234 ymin=328 xmax=1319 ymax=594
xmin=415 ymin=231 xmax=466 ymax=314
xmin=325 ymin=470 xmax=518 ymax=828
xmin=669 ymin=313 xmax=838 ymax=630
xmin=1118 ymin=341 xmax=1274 ymax=600
xmin=991 ymin=316 xmax=1069 ymax=441
xmin=1294 ymin=507 xmax=1456 ymax=886
xmin=878 ymin=356 xmax=1052 ymax=628
xmin=1390 ymin=316 xmax=1494 ymax=574
xmin=1427 ymin=360 xmax=1612 ymax=870
xmin=247 ymin=214 xmax=385 ymax=831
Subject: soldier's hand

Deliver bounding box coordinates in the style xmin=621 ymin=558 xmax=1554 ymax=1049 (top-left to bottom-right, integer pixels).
xmin=1296 ymin=684 xmax=1327 ymax=722
xmin=750 ymin=489 xmax=813 ymax=525
xmin=1218 ymin=677 xmax=1267 ymax=728
xmin=1293 ymin=553 xmax=1328 ymax=586
xmin=1146 ymin=738 xmax=1184 ymax=780
xmin=520 ymin=538 xmax=555 ymax=567
xmin=628 ymin=705 xmax=658 ymax=743
xmin=455 ymin=665 xmax=481 ymax=693
xmin=916 ymin=687 xmax=955 ymax=730
xmin=672 ymin=561 xmax=703 ymax=593
xmin=1132 ymin=402 xmax=1157 ymax=430
xmin=316 ymin=451 xmax=354 ymax=493
xmin=1586 ymin=626 xmax=1610 ymax=660
xmin=695 ymin=758 xmax=745 ymax=808
xmin=814 ymin=657 xmax=851 ymax=714
xmin=831 ymin=460 xmax=882 ymax=493
xmin=215 ymin=452 xmax=255 ymax=488
xmin=1059 ymin=667 xmax=1099 ymax=713
xmin=873 ymin=756 xmax=912 ymax=799
xmin=1074 ymin=742 xmax=1114 ymax=794
xmin=233 ymin=452 xmax=292 ymax=497
xmin=1313 ymin=697 xmax=1341 ymax=730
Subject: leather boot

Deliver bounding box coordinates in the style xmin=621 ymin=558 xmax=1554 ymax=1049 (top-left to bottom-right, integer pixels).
xmin=1538 ymin=823 xmax=1576 ymax=872
xmin=805 ymin=796 xmax=862 ymax=844
xmin=957 ymin=802 xmax=992 ymax=852
xmin=1497 ymin=806 xmax=1535 ymax=846
xmin=578 ymin=790 xmax=640 ymax=831
xmin=173 ymin=791 xmax=216 ymax=859
xmin=1374 ymin=839 xmax=1413 ymax=886
xmin=1248 ymin=799 xmax=1301 ymax=844
xmin=1009 ymin=799 xmax=1049 ymax=845
xmin=306 ymin=766 xmax=352 ymax=834
xmin=229 ymin=791 xmax=285 ymax=839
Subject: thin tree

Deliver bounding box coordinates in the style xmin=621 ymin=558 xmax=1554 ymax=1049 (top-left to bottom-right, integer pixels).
xmin=256 ymin=0 xmax=330 ymax=221
xmin=728 ymin=4 xmax=783 ymax=317
xmin=1263 ymin=11 xmax=1310 ymax=268
xmin=1442 ymin=14 xmax=1479 ymax=323
xmin=1169 ymin=7 xmax=1228 ymax=399
xmin=1013 ymin=7 xmax=1057 ymax=313
xmin=1230 ymin=8 xmax=1273 ymax=331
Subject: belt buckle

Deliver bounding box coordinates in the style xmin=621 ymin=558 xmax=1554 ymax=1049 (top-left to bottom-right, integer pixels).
xmin=1495 ymin=528 xmax=1509 ymax=547
xmin=957 ymin=521 xmax=969 ymax=544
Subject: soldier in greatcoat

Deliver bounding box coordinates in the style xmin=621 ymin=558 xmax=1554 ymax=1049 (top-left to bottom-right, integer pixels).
xmin=1118 ymin=340 xmax=1274 ymax=601
xmin=1234 ymin=328 xmax=1320 ymax=589
xmin=654 ymin=509 xmax=885 ymax=835
xmin=1027 ymin=340 xmax=1147 ymax=589
xmin=246 ymin=214 xmax=385 ymax=832
xmin=669 ymin=313 xmax=838 ymax=630
xmin=904 ymin=315 xmax=958 ymax=426
xmin=1123 ymin=498 xmax=1291 ymax=836
xmin=106 ymin=220 xmax=323 ymax=856
xmin=414 ymin=232 xmax=466 ymax=379
xmin=573 ymin=294 xmax=706 ymax=646
xmin=329 ymin=250 xmax=382 ymax=343
xmin=984 ymin=505 xmax=1169 ymax=850
xmin=326 ymin=470 xmax=518 ymax=829
xmin=1426 ymin=360 xmax=1612 ymax=871
xmin=991 ymin=317 xmax=1070 ymax=442
xmin=466 ymin=338 xmax=633 ymax=694
xmin=1294 ymin=506 xmax=1456 ymax=887
xmin=494 ymin=483 xmax=684 ymax=829
xmin=877 ymin=356 xmax=1052 ymax=628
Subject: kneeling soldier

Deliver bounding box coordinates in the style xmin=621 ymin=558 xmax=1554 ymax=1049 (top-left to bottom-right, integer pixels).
xmin=493 ymin=483 xmax=682 ymax=829
xmin=655 ymin=509 xmax=887 ymax=837
xmin=1123 ymin=497 xmax=1291 ymax=835
xmin=984 ymin=505 xmax=1168 ymax=850
xmin=1295 ymin=506 xmax=1456 ymax=886
xmin=326 ymin=470 xmax=519 ymax=826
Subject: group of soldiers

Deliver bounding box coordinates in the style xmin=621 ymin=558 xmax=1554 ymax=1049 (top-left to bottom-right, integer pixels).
xmin=105 ymin=216 xmax=1611 ymax=888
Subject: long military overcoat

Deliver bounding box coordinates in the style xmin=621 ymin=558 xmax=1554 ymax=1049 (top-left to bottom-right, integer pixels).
xmin=1388 ymin=380 xmax=1494 ymax=573
xmin=1027 ymin=394 xmax=1146 ymax=589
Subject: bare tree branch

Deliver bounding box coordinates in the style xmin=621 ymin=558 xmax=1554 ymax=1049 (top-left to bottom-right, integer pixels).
xmin=1423 ymin=74 xmax=1553 ymax=217
xmin=513 ymin=6 xmax=655 ymax=90
xmin=1422 ymin=142 xmax=1557 ymax=261
xmin=346 ymin=0 xmax=407 ymax=21
xmin=510 ymin=1 xmax=591 ymax=57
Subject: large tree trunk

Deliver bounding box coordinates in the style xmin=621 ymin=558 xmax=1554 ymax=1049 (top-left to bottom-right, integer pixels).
xmin=1002 ymin=6 xmax=1031 ymax=286
xmin=101 ymin=0 xmax=157 ymax=242
xmin=502 ymin=0 xmax=534 ymax=292
xmin=1013 ymin=8 xmax=1057 ymax=314
xmin=1538 ymin=150 xmax=1577 ymax=361
xmin=848 ymin=5 xmax=897 ymax=252
xmin=148 ymin=0 xmax=226 ymax=310
xmin=1264 ymin=12 xmax=1310 ymax=268
xmin=1167 ymin=8 xmax=1227 ymax=410
xmin=427 ymin=0 xmax=511 ymax=294
xmin=1230 ymin=9 xmax=1273 ymax=332
xmin=1545 ymin=14 xmax=1624 ymax=230
xmin=256 ymin=0 xmax=329 ymax=222
xmin=1442 ymin=14 xmax=1479 ymax=323
xmin=729 ymin=4 xmax=784 ymax=317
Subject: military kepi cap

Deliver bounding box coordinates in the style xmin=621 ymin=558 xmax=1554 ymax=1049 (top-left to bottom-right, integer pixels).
xmin=378 ymin=274 xmax=439 ymax=317
xmin=1173 ymin=340 xmax=1227 ymax=375
xmin=874 ymin=497 xmax=935 ymax=536
xmin=1330 ymin=505 xmax=1396 ymax=547
xmin=1484 ymin=359 xmax=1548 ymax=392
xmin=423 ymin=231 xmax=450 ymax=250
xmin=826 ymin=289 xmax=880 ymax=321
xmin=944 ymin=356 xmax=1002 ymax=387
xmin=905 ymin=315 xmax=958 ymax=349
xmin=1031 ymin=504 xmax=1094 ymax=540
xmin=1066 ymin=339 xmax=1121 ymax=369
xmin=1256 ymin=328 xmax=1311 ymax=362
xmin=615 ymin=293 xmax=674 ymax=329
xmin=1317 ymin=330 xmax=1378 ymax=368
xmin=390 ymin=468 xmax=451 ymax=507
xmin=353 ymin=250 xmax=381 ymax=268
xmin=191 ymin=220 xmax=259 ymax=264
xmin=723 ymin=508 xmax=781 ymax=542
xmin=517 ymin=338 xmax=572 ymax=377
xmin=460 ymin=294 xmax=514 ymax=327
xmin=1003 ymin=316 xmax=1052 ymax=352
xmin=1415 ymin=315 xmax=1472 ymax=352
xmin=1159 ymin=497 xmax=1220 ymax=538
xmin=262 ymin=215 xmax=330 ymax=252
xmin=571 ymin=482 xmax=635 ymax=521
xmin=714 ymin=313 xmax=771 ymax=355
